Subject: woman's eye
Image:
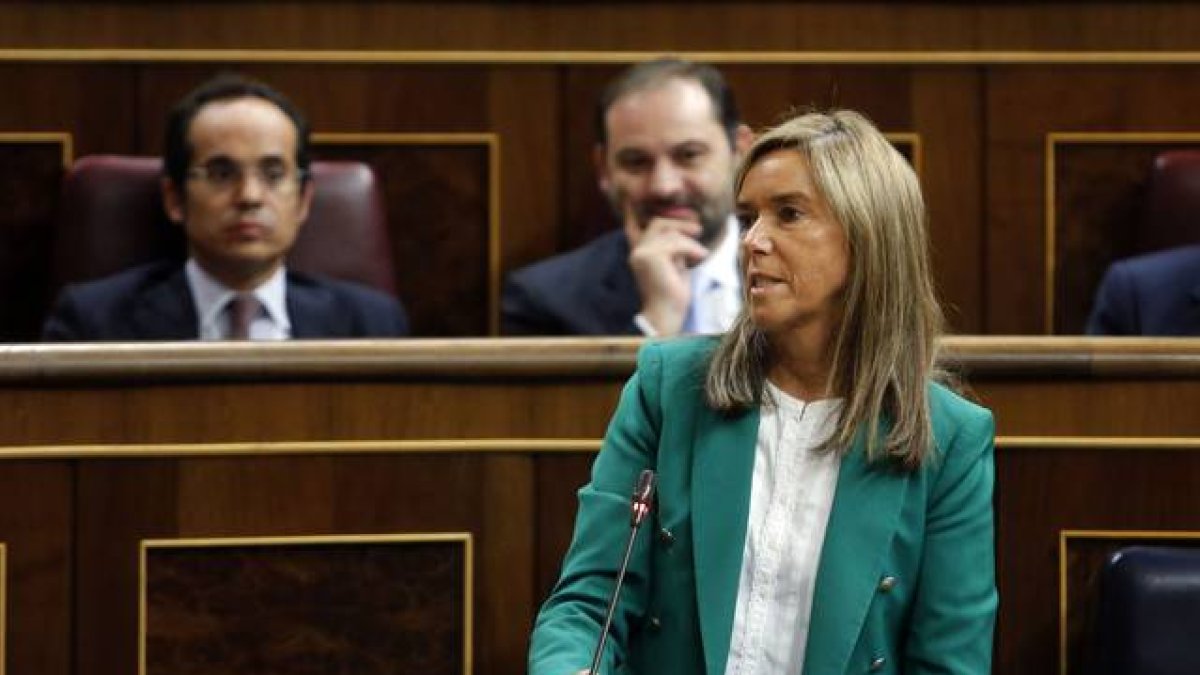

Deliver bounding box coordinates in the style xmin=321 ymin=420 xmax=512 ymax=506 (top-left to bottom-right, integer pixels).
xmin=736 ymin=213 xmax=755 ymax=231
xmin=778 ymin=206 xmax=803 ymax=222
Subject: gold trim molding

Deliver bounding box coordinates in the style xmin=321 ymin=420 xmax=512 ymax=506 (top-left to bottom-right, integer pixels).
xmin=0 ymin=438 xmax=602 ymax=459
xmin=0 ymin=132 xmax=73 ymax=168
xmin=997 ymin=436 xmax=1200 ymax=450
xmin=1042 ymin=132 xmax=1200 ymax=334
xmin=16 ymin=335 xmax=1200 ymax=382
xmin=9 ymin=50 xmax=1200 ymax=65
xmin=313 ymin=132 xmax=503 ymax=335
xmin=3 ymin=435 xmax=1200 ymax=460
xmin=1058 ymin=529 xmax=1200 ymax=675
xmin=139 ymin=532 xmax=473 ymax=675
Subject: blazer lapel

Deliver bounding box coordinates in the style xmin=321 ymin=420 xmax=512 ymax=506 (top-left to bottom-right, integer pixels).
xmin=692 ymin=406 xmax=759 ymax=675
xmin=802 ymin=435 xmax=910 ymax=675
xmin=130 ymin=269 xmax=199 ymax=340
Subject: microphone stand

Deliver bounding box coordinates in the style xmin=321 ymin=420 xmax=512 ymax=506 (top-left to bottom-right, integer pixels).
xmin=588 ymin=469 xmax=656 ymax=675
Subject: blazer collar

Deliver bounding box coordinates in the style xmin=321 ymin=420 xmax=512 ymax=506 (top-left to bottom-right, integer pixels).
xmin=691 ymin=409 xmax=909 ymax=675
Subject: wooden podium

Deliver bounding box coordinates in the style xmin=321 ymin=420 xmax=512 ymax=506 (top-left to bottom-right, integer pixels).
xmin=0 ymin=337 xmax=1197 ymax=675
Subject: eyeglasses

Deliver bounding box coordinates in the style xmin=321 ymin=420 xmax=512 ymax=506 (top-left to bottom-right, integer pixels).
xmin=186 ymin=158 xmax=306 ymax=193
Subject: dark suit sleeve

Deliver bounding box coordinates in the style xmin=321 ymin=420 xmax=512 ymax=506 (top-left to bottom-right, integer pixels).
xmin=360 ymin=293 xmax=411 ymax=337
xmin=501 ymin=272 xmax=561 ymax=336
xmin=1086 ymin=262 xmax=1138 ymax=335
xmin=502 ymin=270 xmax=643 ymax=337
xmin=41 ymin=287 xmax=90 ymax=341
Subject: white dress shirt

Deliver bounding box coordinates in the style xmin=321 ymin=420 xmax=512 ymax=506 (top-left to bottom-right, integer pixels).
xmin=724 ymin=382 xmax=843 ymax=675
xmin=185 ymin=259 xmax=291 ymax=340
xmin=686 ymin=216 xmax=742 ymax=334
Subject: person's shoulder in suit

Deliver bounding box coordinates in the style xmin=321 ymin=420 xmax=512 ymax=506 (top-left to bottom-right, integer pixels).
xmin=41 ymin=261 xmax=183 ymax=341
xmin=285 ymin=271 xmax=410 ymax=337
xmin=501 ymin=229 xmax=635 ymax=335
xmin=1086 ymin=245 xmax=1200 ymax=335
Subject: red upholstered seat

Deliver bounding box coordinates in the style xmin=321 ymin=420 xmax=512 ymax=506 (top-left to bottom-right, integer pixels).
xmin=49 ymin=155 xmax=396 ymax=296
xmin=1137 ymin=149 xmax=1200 ymax=255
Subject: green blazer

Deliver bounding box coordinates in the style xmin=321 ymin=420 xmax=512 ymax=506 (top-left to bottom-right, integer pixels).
xmin=529 ymin=337 xmax=997 ymax=675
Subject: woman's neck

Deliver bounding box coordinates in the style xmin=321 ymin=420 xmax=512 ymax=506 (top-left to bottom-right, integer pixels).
xmin=766 ymin=325 xmax=838 ymax=402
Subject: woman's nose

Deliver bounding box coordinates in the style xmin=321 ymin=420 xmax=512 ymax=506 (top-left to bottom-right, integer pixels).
xmin=742 ymin=220 xmax=771 ymax=253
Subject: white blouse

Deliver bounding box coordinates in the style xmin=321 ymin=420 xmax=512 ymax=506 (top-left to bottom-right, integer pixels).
xmin=723 ymin=382 xmax=843 ymax=675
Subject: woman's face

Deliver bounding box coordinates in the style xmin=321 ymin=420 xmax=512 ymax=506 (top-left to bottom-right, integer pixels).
xmin=736 ymin=148 xmax=850 ymax=338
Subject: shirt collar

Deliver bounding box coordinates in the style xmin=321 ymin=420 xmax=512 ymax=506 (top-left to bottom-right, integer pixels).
xmin=692 ymin=215 xmax=742 ymax=292
xmin=185 ymin=259 xmax=291 ymax=336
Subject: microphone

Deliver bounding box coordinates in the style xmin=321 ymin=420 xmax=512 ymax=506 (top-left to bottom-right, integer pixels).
xmin=588 ymin=469 xmax=657 ymax=675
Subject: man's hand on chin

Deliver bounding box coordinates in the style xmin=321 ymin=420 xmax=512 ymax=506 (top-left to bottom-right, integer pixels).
xmin=625 ymin=203 xmax=710 ymax=336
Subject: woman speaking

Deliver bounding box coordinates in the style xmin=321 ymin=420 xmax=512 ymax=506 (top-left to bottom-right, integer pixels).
xmin=529 ymin=109 xmax=997 ymax=675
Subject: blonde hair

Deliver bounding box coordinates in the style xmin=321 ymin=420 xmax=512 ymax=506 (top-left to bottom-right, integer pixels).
xmin=706 ymin=109 xmax=944 ymax=469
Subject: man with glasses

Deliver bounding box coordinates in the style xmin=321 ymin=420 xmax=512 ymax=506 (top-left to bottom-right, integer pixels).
xmin=42 ymin=74 xmax=410 ymax=340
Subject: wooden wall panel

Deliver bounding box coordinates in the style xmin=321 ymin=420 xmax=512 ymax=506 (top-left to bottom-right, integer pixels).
xmin=995 ymin=444 xmax=1200 ymax=675
xmin=64 ymin=450 xmax=543 ymax=675
xmin=8 ymin=3 xmax=1200 ymax=51
xmin=912 ymin=69 xmax=985 ymax=332
xmin=0 ymin=140 xmax=65 ymax=340
xmin=976 ymin=378 xmax=1200 ymax=437
xmin=75 ymin=455 xmax=506 ymax=675
xmin=143 ymin=535 xmax=470 ymax=675
xmin=312 ymin=139 xmax=493 ymax=336
xmin=1049 ymin=139 xmax=1200 ymax=334
xmin=534 ymin=454 xmax=595 ymax=601
xmin=0 ymin=64 xmax=136 ymax=342
xmin=76 ymin=461 xmax=180 ymax=675
xmin=486 ymin=67 xmax=562 ymax=284
xmin=0 ymin=338 xmax=1198 ymax=675
xmin=135 ymin=64 xmax=499 ymax=147
xmin=560 ymin=65 xmax=621 ymax=251
xmin=987 ymin=66 xmax=1200 ymax=334
xmin=0 ymin=463 xmax=72 ymax=675
xmin=0 ymin=64 xmax=136 ymax=157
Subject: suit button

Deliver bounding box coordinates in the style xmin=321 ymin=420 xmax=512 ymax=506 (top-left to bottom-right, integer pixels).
xmin=878 ymin=576 xmax=896 ymax=592
xmin=869 ymin=656 xmax=886 ymax=671
xmin=647 ymin=616 xmax=662 ymax=631
xmin=658 ymin=528 xmax=675 ymax=547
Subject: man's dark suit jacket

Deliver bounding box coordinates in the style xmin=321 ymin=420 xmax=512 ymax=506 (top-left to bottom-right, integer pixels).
xmin=1086 ymin=245 xmax=1200 ymax=335
xmin=502 ymin=229 xmax=641 ymax=335
xmin=42 ymin=261 xmax=410 ymax=340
